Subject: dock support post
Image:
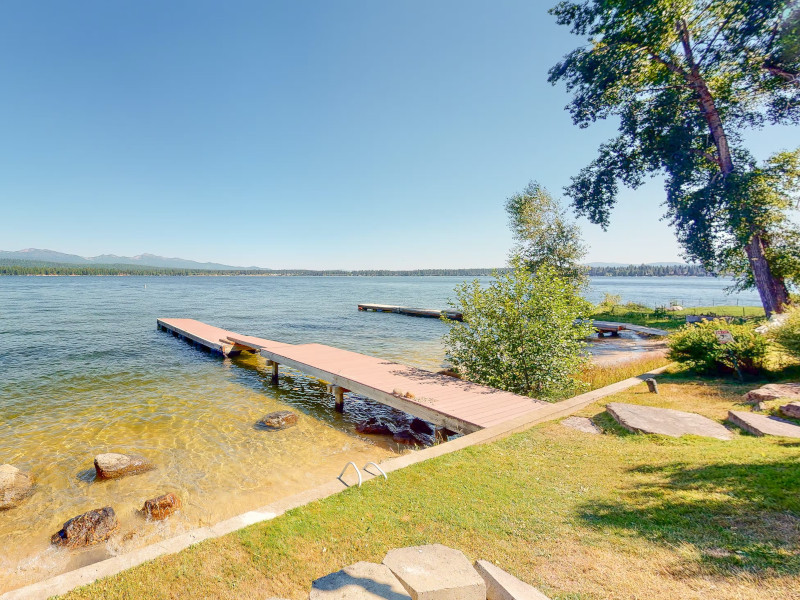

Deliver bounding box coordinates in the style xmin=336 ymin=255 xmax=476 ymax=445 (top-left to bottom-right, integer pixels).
xmin=267 ymin=360 xmax=279 ymax=384
xmin=333 ymin=386 xmax=345 ymax=412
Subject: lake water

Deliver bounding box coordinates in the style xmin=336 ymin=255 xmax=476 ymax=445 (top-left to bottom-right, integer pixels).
xmin=0 ymin=275 xmax=762 ymax=591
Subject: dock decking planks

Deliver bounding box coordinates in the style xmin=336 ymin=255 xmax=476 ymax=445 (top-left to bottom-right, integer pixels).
xmin=157 ymin=318 xmax=545 ymax=434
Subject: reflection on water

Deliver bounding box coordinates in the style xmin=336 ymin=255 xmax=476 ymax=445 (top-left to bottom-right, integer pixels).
xmin=0 ymin=275 xmax=757 ymax=592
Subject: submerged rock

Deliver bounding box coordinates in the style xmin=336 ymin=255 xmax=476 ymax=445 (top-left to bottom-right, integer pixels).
xmin=141 ymin=492 xmax=182 ymax=520
xmin=356 ymin=419 xmax=393 ymax=436
xmin=51 ymin=506 xmax=119 ymax=548
xmin=257 ymin=410 xmax=298 ymax=430
xmin=0 ymin=464 xmax=34 ymax=510
xmin=94 ymin=453 xmax=155 ymax=479
xmin=393 ymin=430 xmax=421 ymax=446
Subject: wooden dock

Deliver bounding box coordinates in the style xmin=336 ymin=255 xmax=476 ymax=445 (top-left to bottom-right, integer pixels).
xmin=590 ymin=320 xmax=669 ymax=337
xmin=356 ymin=306 xmax=668 ymax=337
xmin=358 ymin=303 xmax=463 ymax=321
xmin=157 ymin=318 xmax=545 ymax=435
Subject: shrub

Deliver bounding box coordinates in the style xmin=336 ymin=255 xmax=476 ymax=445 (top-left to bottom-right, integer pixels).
xmin=768 ymin=306 xmax=800 ymax=359
xmin=667 ymin=319 xmax=769 ymax=375
xmin=443 ymin=263 xmax=593 ymax=399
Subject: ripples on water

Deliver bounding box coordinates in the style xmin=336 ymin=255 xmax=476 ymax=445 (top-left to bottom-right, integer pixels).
xmin=0 ymin=276 xmax=760 ymax=591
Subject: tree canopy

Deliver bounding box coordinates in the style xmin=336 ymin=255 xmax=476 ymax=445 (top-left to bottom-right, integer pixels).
xmin=505 ymin=181 xmax=588 ymax=288
xmin=549 ymin=0 xmax=800 ymax=315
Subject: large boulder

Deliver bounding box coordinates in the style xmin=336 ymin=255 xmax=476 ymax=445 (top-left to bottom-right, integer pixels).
xmin=745 ymin=383 xmax=800 ymax=404
xmin=51 ymin=506 xmax=119 ymax=548
xmin=141 ymin=492 xmax=182 ymax=520
xmin=0 ymin=464 xmax=34 ymax=510
xmin=94 ymin=453 xmax=155 ymax=479
xmin=257 ymin=410 xmax=298 ymax=431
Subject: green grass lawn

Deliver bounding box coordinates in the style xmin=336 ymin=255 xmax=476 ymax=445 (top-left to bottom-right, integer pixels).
xmin=60 ymin=367 xmax=800 ymax=600
xmin=593 ymin=304 xmax=766 ymax=331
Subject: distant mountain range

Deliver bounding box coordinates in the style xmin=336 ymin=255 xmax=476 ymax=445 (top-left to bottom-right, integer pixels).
xmin=0 ymin=249 xmax=690 ymax=271
xmin=0 ymin=249 xmax=263 ymax=271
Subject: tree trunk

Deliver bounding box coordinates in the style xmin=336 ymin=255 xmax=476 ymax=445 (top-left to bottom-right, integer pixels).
xmin=746 ymin=235 xmax=790 ymax=316
xmin=679 ymin=20 xmax=790 ymax=315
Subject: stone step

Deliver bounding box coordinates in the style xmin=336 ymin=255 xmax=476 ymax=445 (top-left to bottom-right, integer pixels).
xmin=780 ymin=402 xmax=800 ymax=419
xmin=310 ymin=561 xmax=410 ymax=599
xmin=474 ymin=560 xmax=550 ymax=600
xmin=606 ymin=403 xmax=732 ymax=440
xmin=561 ymin=416 xmax=601 ymax=434
xmin=728 ymin=410 xmax=800 ymax=439
xmin=744 ymin=383 xmax=800 ymax=404
xmin=383 ymin=544 xmax=486 ymax=600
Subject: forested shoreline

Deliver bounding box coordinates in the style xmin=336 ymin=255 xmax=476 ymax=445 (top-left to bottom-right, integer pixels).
xmin=0 ymin=259 xmax=711 ymax=277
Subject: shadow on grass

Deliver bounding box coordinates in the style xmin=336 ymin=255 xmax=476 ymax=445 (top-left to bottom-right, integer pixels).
xmin=579 ymin=458 xmax=800 ymax=576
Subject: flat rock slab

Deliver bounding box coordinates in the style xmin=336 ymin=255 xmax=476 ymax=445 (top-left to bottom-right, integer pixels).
xmin=94 ymin=453 xmax=155 ymax=479
xmin=0 ymin=464 xmax=34 ymax=510
xmin=561 ymin=416 xmax=601 ymax=435
xmin=606 ymin=403 xmax=732 ymax=440
xmin=310 ymin=561 xmax=411 ymax=599
xmin=728 ymin=410 xmax=800 ymax=439
xmin=474 ymin=560 xmax=550 ymax=600
xmin=383 ymin=544 xmax=485 ymax=600
xmin=745 ymin=383 xmax=800 ymax=404
xmin=780 ymin=402 xmax=800 ymax=419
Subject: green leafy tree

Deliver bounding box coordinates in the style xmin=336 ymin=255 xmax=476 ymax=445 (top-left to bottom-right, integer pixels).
xmin=443 ymin=263 xmax=593 ymax=399
xmin=505 ymin=182 xmax=589 ymax=288
xmin=549 ymin=0 xmax=800 ymax=316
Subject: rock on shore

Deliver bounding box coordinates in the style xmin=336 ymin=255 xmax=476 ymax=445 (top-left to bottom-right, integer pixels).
xmin=745 ymin=383 xmax=800 ymax=404
xmin=257 ymin=410 xmax=298 ymax=430
xmin=94 ymin=453 xmax=155 ymax=479
xmin=51 ymin=507 xmax=119 ymax=548
xmin=0 ymin=464 xmax=34 ymax=510
xmin=141 ymin=492 xmax=182 ymax=520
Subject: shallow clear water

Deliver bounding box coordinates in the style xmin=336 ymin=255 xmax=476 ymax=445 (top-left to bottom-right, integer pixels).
xmin=0 ymin=275 xmax=761 ymax=591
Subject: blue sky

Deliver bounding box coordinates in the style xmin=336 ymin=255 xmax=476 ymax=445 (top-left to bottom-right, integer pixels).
xmin=1 ymin=1 xmax=797 ymax=269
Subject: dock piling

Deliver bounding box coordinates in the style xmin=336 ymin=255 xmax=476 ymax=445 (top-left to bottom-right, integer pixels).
xmin=267 ymin=360 xmax=279 ymax=384
xmin=332 ymin=386 xmax=345 ymax=412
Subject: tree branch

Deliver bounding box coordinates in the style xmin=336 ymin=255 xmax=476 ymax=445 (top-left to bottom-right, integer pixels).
xmin=763 ymin=63 xmax=800 ymax=85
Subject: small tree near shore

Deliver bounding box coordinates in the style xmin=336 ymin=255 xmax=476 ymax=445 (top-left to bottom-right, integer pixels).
xmin=443 ymin=262 xmax=593 ymax=399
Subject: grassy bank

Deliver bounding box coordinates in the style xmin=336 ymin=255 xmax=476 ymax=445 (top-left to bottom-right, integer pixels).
xmin=593 ymin=304 xmax=765 ymax=331
xmin=60 ymin=367 xmax=800 ymax=600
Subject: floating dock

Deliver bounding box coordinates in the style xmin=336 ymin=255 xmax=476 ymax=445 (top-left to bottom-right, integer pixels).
xmin=357 ymin=306 xmax=668 ymax=337
xmin=357 ymin=303 xmax=463 ymax=321
xmin=157 ymin=318 xmax=546 ymax=435
xmin=590 ymin=320 xmax=669 ymax=337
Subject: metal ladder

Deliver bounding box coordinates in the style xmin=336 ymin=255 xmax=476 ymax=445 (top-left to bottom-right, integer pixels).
xmin=338 ymin=461 xmax=388 ymax=488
